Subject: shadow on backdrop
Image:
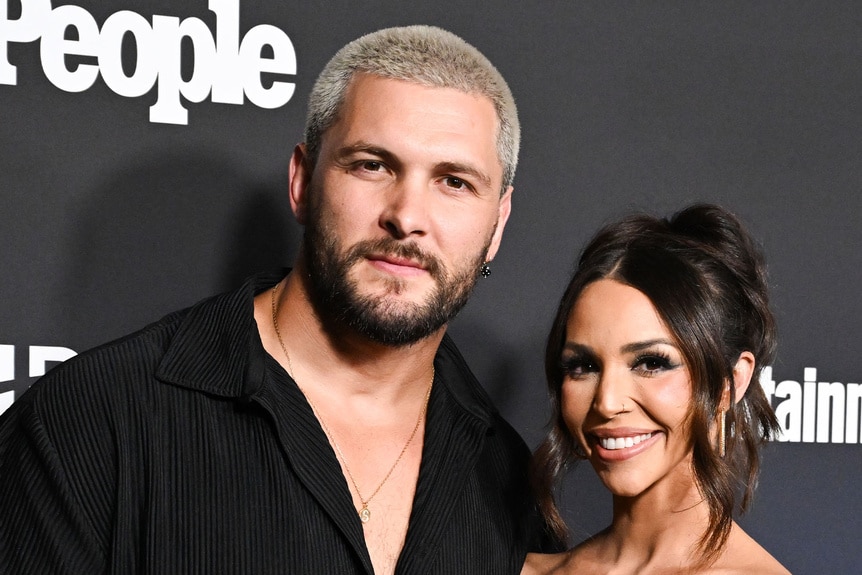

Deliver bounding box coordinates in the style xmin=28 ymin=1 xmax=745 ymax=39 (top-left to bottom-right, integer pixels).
xmin=54 ymin=151 xmax=296 ymax=350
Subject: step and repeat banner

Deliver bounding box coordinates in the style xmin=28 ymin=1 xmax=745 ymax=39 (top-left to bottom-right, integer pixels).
xmin=2 ymin=1 xmax=859 ymax=572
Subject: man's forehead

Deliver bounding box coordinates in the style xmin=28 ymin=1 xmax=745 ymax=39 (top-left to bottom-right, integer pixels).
xmin=340 ymin=73 xmax=499 ymax=130
xmin=323 ymin=74 xmax=503 ymax=176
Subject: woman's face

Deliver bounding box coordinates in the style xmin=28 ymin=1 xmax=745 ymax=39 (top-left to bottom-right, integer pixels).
xmin=560 ymin=279 xmax=694 ymax=498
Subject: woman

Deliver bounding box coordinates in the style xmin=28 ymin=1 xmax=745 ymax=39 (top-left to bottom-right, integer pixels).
xmin=523 ymin=204 xmax=790 ymax=574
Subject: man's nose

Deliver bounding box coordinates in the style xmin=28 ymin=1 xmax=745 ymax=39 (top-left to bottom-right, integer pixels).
xmin=379 ymin=175 xmax=430 ymax=239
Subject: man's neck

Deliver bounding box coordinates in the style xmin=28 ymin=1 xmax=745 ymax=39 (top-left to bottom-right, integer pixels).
xmin=254 ymin=267 xmax=442 ymax=402
xmin=253 ymin=268 xmax=440 ymax=575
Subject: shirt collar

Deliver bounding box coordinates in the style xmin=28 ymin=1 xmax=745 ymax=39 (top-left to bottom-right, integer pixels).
xmin=155 ymin=269 xmax=495 ymax=427
xmin=155 ymin=270 xmax=284 ymax=399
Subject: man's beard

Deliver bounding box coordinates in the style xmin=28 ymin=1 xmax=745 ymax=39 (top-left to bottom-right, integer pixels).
xmin=303 ymin=209 xmax=490 ymax=347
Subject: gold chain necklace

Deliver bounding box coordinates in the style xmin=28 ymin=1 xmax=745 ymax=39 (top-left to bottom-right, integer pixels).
xmin=270 ymin=282 xmax=433 ymax=524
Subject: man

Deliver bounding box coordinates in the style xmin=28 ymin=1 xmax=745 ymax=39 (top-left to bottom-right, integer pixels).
xmin=0 ymin=26 xmax=549 ymax=574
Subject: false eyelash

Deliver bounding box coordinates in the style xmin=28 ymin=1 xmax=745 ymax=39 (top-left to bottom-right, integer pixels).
xmin=559 ymin=354 xmax=599 ymax=377
xmin=631 ymin=351 xmax=680 ymax=373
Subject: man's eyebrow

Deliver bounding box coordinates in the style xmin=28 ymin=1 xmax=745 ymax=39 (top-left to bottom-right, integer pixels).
xmin=332 ymin=144 xmax=494 ymax=189
xmin=435 ymin=161 xmax=493 ymax=189
xmin=333 ymin=143 xmax=399 ymax=165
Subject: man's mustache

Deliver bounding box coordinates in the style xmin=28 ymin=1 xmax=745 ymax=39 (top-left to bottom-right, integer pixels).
xmin=343 ymin=238 xmax=444 ymax=279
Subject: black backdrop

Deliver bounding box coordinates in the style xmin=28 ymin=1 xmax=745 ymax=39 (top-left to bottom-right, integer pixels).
xmin=2 ymin=2 xmax=860 ymax=573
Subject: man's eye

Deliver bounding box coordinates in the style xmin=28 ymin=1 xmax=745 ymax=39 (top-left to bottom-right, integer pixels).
xmin=361 ymin=161 xmax=383 ymax=171
xmin=444 ymin=176 xmax=467 ymax=190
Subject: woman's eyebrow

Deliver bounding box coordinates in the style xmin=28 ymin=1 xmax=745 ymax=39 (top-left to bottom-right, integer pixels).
xmin=620 ymin=339 xmax=678 ymax=354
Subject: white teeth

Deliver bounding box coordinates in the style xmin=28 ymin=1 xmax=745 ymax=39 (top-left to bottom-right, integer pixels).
xmin=599 ymin=433 xmax=654 ymax=450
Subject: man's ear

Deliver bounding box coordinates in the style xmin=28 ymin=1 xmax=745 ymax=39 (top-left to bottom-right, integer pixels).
xmin=722 ymin=350 xmax=755 ymax=409
xmin=484 ymin=185 xmax=513 ymax=262
xmin=289 ymin=143 xmax=313 ymax=225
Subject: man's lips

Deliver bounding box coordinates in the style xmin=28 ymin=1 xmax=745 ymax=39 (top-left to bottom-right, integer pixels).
xmin=366 ymin=254 xmax=428 ymax=276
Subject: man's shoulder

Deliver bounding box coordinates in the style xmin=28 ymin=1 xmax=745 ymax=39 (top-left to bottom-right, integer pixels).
xmin=435 ymin=334 xmax=530 ymax=453
xmin=0 ymin=308 xmax=196 ymax=484
xmin=71 ymin=307 xmax=188 ymax=368
xmin=6 ymin=271 xmax=281 ymax=429
xmin=11 ymin=307 xmax=191 ymax=416
xmin=435 ymin=334 xmax=495 ymax=410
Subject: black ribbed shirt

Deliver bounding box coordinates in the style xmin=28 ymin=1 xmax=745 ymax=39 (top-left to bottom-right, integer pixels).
xmin=0 ymin=272 xmax=548 ymax=574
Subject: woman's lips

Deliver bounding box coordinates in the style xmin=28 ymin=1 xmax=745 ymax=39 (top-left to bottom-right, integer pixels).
xmin=589 ymin=430 xmax=662 ymax=461
xmin=598 ymin=432 xmax=654 ymax=450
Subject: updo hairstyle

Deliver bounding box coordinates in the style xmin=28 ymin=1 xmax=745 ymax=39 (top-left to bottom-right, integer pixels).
xmin=533 ymin=204 xmax=781 ymax=562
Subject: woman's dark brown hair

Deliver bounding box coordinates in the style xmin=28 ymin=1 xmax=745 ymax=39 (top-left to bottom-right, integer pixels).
xmin=532 ymin=204 xmax=781 ymax=565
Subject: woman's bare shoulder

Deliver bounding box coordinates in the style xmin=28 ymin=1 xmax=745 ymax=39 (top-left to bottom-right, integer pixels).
xmin=522 ymin=537 xmax=605 ymax=575
xmin=708 ymin=524 xmax=791 ymax=574
xmin=522 ymin=551 xmax=571 ymax=575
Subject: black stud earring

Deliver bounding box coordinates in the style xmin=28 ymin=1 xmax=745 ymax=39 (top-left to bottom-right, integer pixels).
xmin=480 ymin=262 xmax=491 ymax=278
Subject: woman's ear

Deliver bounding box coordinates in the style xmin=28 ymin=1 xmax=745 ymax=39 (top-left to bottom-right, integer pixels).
xmin=722 ymin=351 xmax=756 ymax=409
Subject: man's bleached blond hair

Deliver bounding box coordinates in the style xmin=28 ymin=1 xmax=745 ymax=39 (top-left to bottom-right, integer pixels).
xmin=304 ymin=25 xmax=520 ymax=191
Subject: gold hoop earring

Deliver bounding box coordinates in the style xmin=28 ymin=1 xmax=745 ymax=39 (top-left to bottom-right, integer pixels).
xmin=718 ymin=408 xmax=727 ymax=458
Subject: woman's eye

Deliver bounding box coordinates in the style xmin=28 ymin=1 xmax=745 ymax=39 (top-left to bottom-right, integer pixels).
xmin=632 ymin=355 xmax=675 ymax=376
xmin=561 ymin=357 xmax=597 ymax=378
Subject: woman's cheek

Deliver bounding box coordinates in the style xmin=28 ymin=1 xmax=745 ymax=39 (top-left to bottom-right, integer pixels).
xmin=561 ymin=383 xmax=590 ymax=447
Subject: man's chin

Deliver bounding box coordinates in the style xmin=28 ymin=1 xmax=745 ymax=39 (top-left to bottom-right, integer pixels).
xmin=355 ymin=279 xmax=436 ymax=306
xmin=358 ymin=295 xmax=434 ymax=321
xmin=350 ymin=312 xmax=445 ymax=347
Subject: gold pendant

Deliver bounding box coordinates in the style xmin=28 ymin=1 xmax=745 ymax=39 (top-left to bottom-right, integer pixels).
xmin=359 ymin=506 xmax=371 ymax=523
